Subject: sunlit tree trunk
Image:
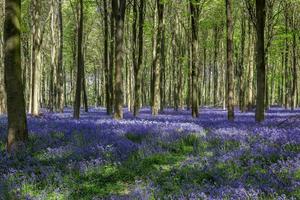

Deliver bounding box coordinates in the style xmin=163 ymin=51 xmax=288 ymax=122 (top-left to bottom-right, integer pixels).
xmin=49 ymin=0 xmax=57 ymax=112
xmin=152 ymin=0 xmax=163 ymax=116
xmin=30 ymin=0 xmax=42 ymax=116
xmin=247 ymin=20 xmax=254 ymax=111
xmin=4 ymin=0 xmax=28 ymax=151
xmin=113 ymin=0 xmax=126 ymax=120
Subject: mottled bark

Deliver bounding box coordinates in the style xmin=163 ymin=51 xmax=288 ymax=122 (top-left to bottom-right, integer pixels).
xmin=113 ymin=0 xmax=126 ymax=120
xmin=30 ymin=0 xmax=42 ymax=116
xmin=152 ymin=0 xmax=163 ymax=116
xmin=4 ymin=0 xmax=28 ymax=151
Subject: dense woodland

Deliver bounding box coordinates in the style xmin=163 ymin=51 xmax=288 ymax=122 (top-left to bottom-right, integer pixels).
xmin=1 ymin=0 xmax=300 ymax=199
xmin=1 ymin=0 xmax=300 ymax=149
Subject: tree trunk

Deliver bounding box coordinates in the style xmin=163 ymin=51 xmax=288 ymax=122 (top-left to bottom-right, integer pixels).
xmin=109 ymin=0 xmax=115 ymax=115
xmin=255 ymin=0 xmax=266 ymax=122
xmin=57 ymin=0 xmax=64 ymax=112
xmin=113 ymin=0 xmax=126 ymax=120
xmin=190 ymin=0 xmax=199 ymax=118
xmin=291 ymin=8 xmax=297 ymax=110
xmin=30 ymin=0 xmax=42 ymax=116
xmin=226 ymin=0 xmax=234 ymax=121
xmin=239 ymin=13 xmax=246 ymax=112
xmin=152 ymin=0 xmax=163 ymax=116
xmin=73 ymin=0 xmax=84 ymax=119
xmin=103 ymin=0 xmax=111 ymax=114
xmin=213 ymin=25 xmax=220 ymax=107
xmin=4 ymin=0 xmax=28 ymax=151
xmin=247 ymin=20 xmax=254 ymax=111
xmin=133 ymin=0 xmax=145 ymax=116
xmin=49 ymin=0 xmax=57 ymax=112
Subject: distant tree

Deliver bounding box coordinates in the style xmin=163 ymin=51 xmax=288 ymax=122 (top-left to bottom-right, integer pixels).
xmin=0 ymin=0 xmax=6 ymax=114
xmin=291 ymin=4 xmax=298 ymax=110
xmin=4 ymin=0 xmax=28 ymax=151
xmin=57 ymin=0 xmax=64 ymax=112
xmin=190 ymin=0 xmax=199 ymax=118
xmin=225 ymin=0 xmax=234 ymax=120
xmin=102 ymin=0 xmax=112 ymax=115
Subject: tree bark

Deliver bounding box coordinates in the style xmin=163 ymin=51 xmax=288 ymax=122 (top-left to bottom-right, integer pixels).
xmin=57 ymin=0 xmax=64 ymax=112
xmin=152 ymin=0 xmax=163 ymax=116
xmin=113 ymin=0 xmax=126 ymax=120
xmin=190 ymin=0 xmax=199 ymax=118
xmin=103 ymin=0 xmax=111 ymax=114
xmin=291 ymin=8 xmax=297 ymax=110
xmin=73 ymin=0 xmax=84 ymax=119
xmin=4 ymin=0 xmax=28 ymax=151
xmin=255 ymin=0 xmax=266 ymax=122
xmin=213 ymin=25 xmax=220 ymax=107
xmin=133 ymin=0 xmax=145 ymax=116
xmin=30 ymin=0 xmax=42 ymax=116
xmin=226 ymin=0 xmax=234 ymax=121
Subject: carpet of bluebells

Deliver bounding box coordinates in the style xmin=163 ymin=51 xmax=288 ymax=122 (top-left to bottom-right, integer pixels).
xmin=0 ymin=107 xmax=300 ymax=199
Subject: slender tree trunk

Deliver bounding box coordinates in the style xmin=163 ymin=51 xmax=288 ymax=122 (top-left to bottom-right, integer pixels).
xmin=30 ymin=0 xmax=42 ymax=116
xmin=291 ymin=8 xmax=297 ymax=110
xmin=284 ymin=5 xmax=289 ymax=109
xmin=113 ymin=0 xmax=126 ymax=120
xmin=49 ymin=0 xmax=57 ymax=112
xmin=152 ymin=0 xmax=163 ymax=116
xmin=255 ymin=0 xmax=266 ymax=122
xmin=247 ymin=20 xmax=254 ymax=111
xmin=213 ymin=26 xmax=220 ymax=107
xmin=4 ymin=0 xmax=28 ymax=151
xmin=103 ymin=0 xmax=110 ymax=114
xmin=0 ymin=3 xmax=6 ymax=114
xmin=82 ymin=62 xmax=88 ymax=112
xmin=109 ymin=0 xmax=115 ymax=114
xmin=226 ymin=0 xmax=234 ymax=120
xmin=239 ymin=13 xmax=246 ymax=112
xmin=190 ymin=0 xmax=199 ymax=118
xmin=133 ymin=0 xmax=145 ymax=116
xmin=160 ymin=12 xmax=166 ymax=112
xmin=73 ymin=0 xmax=84 ymax=119
xmin=57 ymin=0 xmax=64 ymax=112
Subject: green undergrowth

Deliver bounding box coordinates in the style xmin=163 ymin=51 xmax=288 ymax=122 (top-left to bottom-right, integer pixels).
xmin=4 ymin=131 xmax=300 ymax=199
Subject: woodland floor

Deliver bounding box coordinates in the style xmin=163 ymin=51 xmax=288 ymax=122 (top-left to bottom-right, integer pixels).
xmin=0 ymin=107 xmax=300 ymax=199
